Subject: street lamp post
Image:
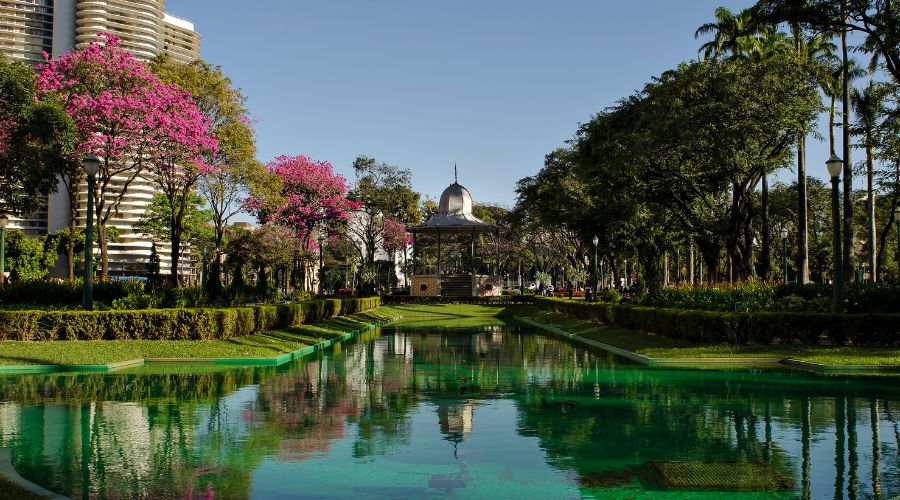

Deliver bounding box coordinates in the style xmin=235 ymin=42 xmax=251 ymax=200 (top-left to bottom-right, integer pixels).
xmin=318 ymin=236 xmax=325 ymax=295
xmin=0 ymin=214 xmax=8 ymax=289
xmin=827 ymin=154 xmax=844 ymax=313
xmin=600 ymin=261 xmax=605 ymax=290
xmin=82 ymin=154 xmax=100 ymax=310
xmin=780 ymin=227 xmax=789 ymax=284
xmin=592 ymin=235 xmax=599 ymax=293
xmin=200 ymin=245 xmax=208 ymax=287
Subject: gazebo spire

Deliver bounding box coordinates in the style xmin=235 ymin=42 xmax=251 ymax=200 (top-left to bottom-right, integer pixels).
xmin=454 ymin=163 xmax=458 ymax=183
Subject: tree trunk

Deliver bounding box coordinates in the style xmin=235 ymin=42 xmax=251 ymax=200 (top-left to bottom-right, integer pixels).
xmin=688 ymin=244 xmax=695 ymax=285
xmin=841 ymin=2 xmax=855 ymax=282
xmin=798 ymin=137 xmax=810 ymax=283
xmin=829 ymin=96 xmax=836 ymax=154
xmin=866 ymin=140 xmax=876 ymax=282
xmin=170 ymin=231 xmax=181 ymax=287
xmin=761 ymin=173 xmax=771 ymax=280
xmin=98 ymin=222 xmax=109 ymax=280
xmin=67 ymin=220 xmax=76 ymax=282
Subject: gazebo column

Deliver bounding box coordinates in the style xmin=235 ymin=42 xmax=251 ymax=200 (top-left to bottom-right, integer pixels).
xmin=411 ymin=231 xmax=417 ymax=276
xmin=470 ymin=230 xmax=476 ymax=274
xmin=436 ymin=228 xmax=442 ymax=295
xmin=494 ymin=229 xmax=500 ymax=275
xmin=471 ymin=229 xmax=477 ymax=295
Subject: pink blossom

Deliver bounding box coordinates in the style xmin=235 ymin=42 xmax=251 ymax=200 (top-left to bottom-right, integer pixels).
xmin=248 ymin=155 xmax=360 ymax=248
xmin=382 ymin=219 xmax=411 ymax=254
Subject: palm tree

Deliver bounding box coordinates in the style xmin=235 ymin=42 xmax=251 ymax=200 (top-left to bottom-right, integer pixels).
xmin=792 ymin=25 xmax=839 ymax=283
xmin=695 ymin=7 xmax=770 ymax=60
xmin=850 ymin=81 xmax=887 ymax=282
xmin=819 ymin=60 xmax=865 ymax=154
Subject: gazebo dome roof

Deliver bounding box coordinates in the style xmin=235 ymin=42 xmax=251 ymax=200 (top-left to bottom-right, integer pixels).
xmin=438 ymin=182 xmax=473 ymax=216
xmin=410 ymin=172 xmax=498 ymax=234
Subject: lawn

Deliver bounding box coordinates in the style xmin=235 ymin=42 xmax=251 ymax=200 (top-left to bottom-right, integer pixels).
xmin=381 ymin=303 xmax=530 ymax=328
xmin=0 ymin=310 xmax=394 ymax=366
xmin=521 ymin=309 xmax=900 ymax=367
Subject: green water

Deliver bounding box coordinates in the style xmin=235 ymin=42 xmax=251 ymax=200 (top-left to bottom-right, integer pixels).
xmin=0 ymin=324 xmax=897 ymax=499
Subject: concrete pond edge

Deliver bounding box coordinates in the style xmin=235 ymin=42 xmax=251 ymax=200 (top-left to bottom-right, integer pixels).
xmin=0 ymin=448 xmax=68 ymax=499
xmin=0 ymin=317 xmax=401 ymax=375
xmin=515 ymin=316 xmax=900 ymax=374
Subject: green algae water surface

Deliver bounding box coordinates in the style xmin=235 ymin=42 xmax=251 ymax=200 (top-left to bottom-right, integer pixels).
xmin=0 ymin=324 xmax=897 ymax=499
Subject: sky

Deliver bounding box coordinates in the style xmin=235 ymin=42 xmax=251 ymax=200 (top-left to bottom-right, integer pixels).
xmin=166 ymin=0 xmax=847 ymax=208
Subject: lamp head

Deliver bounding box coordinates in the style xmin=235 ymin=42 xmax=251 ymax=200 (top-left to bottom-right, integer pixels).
xmin=0 ymin=214 xmax=8 ymax=229
xmin=82 ymin=153 xmax=100 ymax=176
xmin=825 ymin=153 xmax=843 ymax=178
xmin=895 ymin=207 xmax=900 ymax=219
xmin=592 ymin=235 xmax=599 ymax=246
xmin=780 ymin=227 xmax=788 ymax=239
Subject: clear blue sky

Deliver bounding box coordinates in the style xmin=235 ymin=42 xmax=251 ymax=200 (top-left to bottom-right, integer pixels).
xmin=167 ymin=0 xmax=841 ymax=207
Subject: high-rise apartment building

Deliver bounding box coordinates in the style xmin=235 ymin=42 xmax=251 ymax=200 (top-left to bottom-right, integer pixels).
xmin=1 ymin=0 xmax=201 ymax=277
xmin=0 ymin=0 xmax=54 ymax=65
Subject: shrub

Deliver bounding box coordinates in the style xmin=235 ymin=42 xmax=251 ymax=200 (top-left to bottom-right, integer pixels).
xmin=597 ymin=289 xmax=622 ymax=304
xmin=645 ymin=281 xmax=776 ymax=312
xmin=0 ymin=280 xmax=144 ymax=307
xmin=532 ymin=296 xmax=900 ymax=346
xmin=0 ymin=296 xmax=382 ymax=342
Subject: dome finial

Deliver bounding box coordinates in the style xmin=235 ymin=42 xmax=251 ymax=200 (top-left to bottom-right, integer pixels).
xmin=454 ymin=163 xmax=458 ymax=183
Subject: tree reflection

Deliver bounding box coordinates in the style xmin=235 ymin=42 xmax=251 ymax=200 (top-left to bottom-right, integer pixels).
xmin=0 ymin=328 xmax=896 ymax=498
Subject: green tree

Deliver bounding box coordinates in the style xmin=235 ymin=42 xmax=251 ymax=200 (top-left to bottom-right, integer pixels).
xmin=135 ymin=193 xmax=213 ymax=278
xmin=348 ymin=156 xmax=421 ymax=264
xmin=150 ymin=56 xmax=259 ymax=289
xmin=790 ymin=26 xmax=839 ymax=283
xmin=753 ymin=0 xmax=900 ymax=85
xmin=0 ymin=59 xmax=75 ymax=216
xmin=3 ymin=230 xmax=56 ymax=282
xmin=850 ymin=80 xmax=889 ymax=281
xmin=695 ymin=7 xmax=769 ymax=60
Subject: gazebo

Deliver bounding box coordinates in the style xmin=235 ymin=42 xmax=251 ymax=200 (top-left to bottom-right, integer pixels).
xmin=409 ymin=173 xmax=502 ymax=297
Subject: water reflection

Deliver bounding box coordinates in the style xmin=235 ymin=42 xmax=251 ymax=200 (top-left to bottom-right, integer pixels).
xmin=0 ymin=325 xmax=895 ymax=498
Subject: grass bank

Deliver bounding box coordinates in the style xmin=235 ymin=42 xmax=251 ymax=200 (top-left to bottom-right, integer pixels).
xmin=381 ymin=303 xmax=531 ymax=328
xmin=521 ymin=309 xmax=900 ymax=367
xmin=0 ymin=310 xmax=393 ymax=366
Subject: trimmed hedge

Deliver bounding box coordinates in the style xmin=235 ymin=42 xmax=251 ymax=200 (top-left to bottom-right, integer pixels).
xmin=381 ymin=295 xmax=534 ymax=305
xmin=0 ymin=297 xmax=381 ymax=341
xmin=533 ymin=296 xmax=900 ymax=346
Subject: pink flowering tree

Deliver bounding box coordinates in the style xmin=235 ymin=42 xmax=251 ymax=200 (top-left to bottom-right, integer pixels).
xmin=248 ymin=155 xmax=360 ymax=290
xmin=141 ymin=82 xmax=218 ymax=284
xmin=35 ymin=32 xmax=211 ymax=279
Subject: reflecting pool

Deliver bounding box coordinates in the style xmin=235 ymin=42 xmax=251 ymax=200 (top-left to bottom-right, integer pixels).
xmin=0 ymin=323 xmax=897 ymax=498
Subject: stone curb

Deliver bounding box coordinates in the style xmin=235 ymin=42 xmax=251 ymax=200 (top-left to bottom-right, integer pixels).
xmin=516 ymin=316 xmax=900 ymax=373
xmin=0 ymin=317 xmax=400 ymax=375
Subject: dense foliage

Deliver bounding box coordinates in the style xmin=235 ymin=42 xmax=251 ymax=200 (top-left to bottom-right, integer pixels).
xmin=513 ymin=4 xmax=900 ymax=295
xmin=534 ymin=297 xmax=900 ymax=346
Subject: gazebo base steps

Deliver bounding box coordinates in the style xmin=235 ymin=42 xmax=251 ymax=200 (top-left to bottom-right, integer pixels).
xmin=441 ymin=275 xmax=473 ymax=297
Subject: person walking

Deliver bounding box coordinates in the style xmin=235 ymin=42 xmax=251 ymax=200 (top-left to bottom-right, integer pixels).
xmin=566 ymin=280 xmax=574 ymax=299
